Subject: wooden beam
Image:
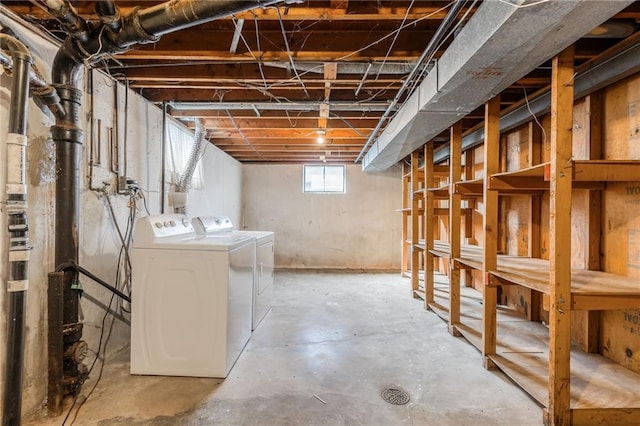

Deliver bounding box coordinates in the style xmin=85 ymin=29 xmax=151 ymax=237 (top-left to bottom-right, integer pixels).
xmin=547 ymin=45 xmax=574 ymax=426
xmin=449 ymin=123 xmax=462 ymax=336
xmin=482 ymin=95 xmax=501 ymax=368
xmin=463 ymin=149 xmax=475 ymax=287
xmin=424 ymin=142 xmax=435 ymax=308
xmin=528 ymin=121 xmax=542 ymax=322
xmin=411 ymin=150 xmax=421 ymax=297
xmin=206 ymin=128 xmax=369 ymax=139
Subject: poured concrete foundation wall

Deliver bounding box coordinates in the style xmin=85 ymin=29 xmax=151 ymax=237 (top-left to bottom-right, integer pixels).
xmin=242 ymin=164 xmax=402 ymax=270
xmin=0 ymin=13 xmax=242 ymax=418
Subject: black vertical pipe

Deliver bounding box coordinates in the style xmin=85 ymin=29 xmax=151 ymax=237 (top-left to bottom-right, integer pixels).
xmin=1 ymin=35 xmax=32 ymax=426
xmin=50 ymin=44 xmax=85 ymax=390
xmin=47 ymin=273 xmax=65 ymax=416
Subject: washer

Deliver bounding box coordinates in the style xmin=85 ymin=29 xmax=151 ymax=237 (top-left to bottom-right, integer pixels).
xmin=130 ymin=214 xmax=254 ymax=378
xmin=192 ymin=216 xmax=274 ymax=330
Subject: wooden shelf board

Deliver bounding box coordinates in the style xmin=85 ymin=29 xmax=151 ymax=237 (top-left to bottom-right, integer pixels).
xmin=427 ymin=184 xmax=450 ymax=199
xmin=454 ymin=177 xmax=484 ymax=195
xmin=485 ymin=160 xmax=640 ymax=192
xmin=430 ymin=242 xmax=640 ymax=310
xmin=488 ymin=321 xmax=640 ymax=412
xmin=397 ymin=207 xmax=425 ymax=213
xmin=573 ymin=160 xmax=640 ymax=182
xmin=430 ymin=240 xmax=451 ymax=258
xmin=430 ymin=274 xmax=640 ymax=415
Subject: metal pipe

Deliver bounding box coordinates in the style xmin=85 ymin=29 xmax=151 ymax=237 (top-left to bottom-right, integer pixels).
xmin=45 ymin=0 xmax=295 ymax=396
xmin=47 ymin=272 xmax=65 ymax=417
xmin=95 ymin=0 xmax=121 ymax=32
xmin=136 ymin=0 xmax=282 ymax=37
xmin=28 ymin=0 xmax=89 ymax=43
xmin=355 ymin=0 xmax=466 ymax=163
xmin=1 ymin=33 xmax=32 ymax=426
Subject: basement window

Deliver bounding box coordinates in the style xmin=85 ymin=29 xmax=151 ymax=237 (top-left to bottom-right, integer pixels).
xmin=303 ymin=165 xmax=346 ymax=193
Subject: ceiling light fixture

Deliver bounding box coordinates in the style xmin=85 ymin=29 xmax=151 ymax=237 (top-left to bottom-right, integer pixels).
xmin=316 ymin=129 xmax=326 ymax=144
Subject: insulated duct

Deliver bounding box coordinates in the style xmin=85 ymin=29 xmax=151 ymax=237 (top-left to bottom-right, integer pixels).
xmin=361 ymin=0 xmax=635 ymax=171
xmin=173 ymin=120 xmax=207 ymax=214
xmin=40 ymin=0 xmax=298 ymax=404
xmin=1 ymin=33 xmax=32 ymax=426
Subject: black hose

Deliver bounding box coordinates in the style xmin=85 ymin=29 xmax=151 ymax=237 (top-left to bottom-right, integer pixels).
xmin=56 ymin=262 xmax=131 ymax=304
xmin=56 ymin=261 xmax=131 ymax=303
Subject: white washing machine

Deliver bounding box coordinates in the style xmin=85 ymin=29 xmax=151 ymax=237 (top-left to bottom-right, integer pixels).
xmin=192 ymin=216 xmax=274 ymax=330
xmin=130 ymin=214 xmax=254 ymax=378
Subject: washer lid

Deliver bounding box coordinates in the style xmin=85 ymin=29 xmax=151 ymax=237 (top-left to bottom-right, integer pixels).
xmin=134 ymin=233 xmax=254 ymax=251
xmin=232 ymin=230 xmax=274 ymax=242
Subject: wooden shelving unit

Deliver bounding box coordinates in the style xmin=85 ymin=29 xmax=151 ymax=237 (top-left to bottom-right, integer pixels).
xmin=402 ymin=46 xmax=640 ymax=424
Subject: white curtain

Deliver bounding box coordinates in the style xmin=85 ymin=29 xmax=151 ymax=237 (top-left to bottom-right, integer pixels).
xmin=165 ymin=120 xmax=204 ymax=190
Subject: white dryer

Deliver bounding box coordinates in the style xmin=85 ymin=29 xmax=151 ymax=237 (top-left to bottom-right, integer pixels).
xmin=192 ymin=216 xmax=274 ymax=330
xmin=130 ymin=214 xmax=254 ymax=378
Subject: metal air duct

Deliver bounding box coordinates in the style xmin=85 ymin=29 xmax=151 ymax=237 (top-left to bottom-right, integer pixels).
xmin=361 ymin=0 xmax=635 ymax=171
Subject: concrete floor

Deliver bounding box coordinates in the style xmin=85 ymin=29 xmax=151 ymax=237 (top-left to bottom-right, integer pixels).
xmin=27 ymin=271 xmax=542 ymax=425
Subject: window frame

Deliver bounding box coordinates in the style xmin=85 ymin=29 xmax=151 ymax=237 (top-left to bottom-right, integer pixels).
xmin=302 ymin=164 xmax=346 ymax=194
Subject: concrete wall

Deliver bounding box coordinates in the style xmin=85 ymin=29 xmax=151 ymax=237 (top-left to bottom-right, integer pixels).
xmin=186 ymin=145 xmax=242 ymax=226
xmin=242 ymin=164 xmax=402 ymax=270
xmin=0 ymin=12 xmax=242 ymax=418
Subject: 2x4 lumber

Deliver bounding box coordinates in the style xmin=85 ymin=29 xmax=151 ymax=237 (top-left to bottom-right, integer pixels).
xmin=572 ymin=160 xmax=640 ymax=181
xmin=578 ymin=93 xmax=602 ymax=354
xmin=463 ymin=150 xmax=475 ymax=287
xmin=547 ymin=46 xmax=575 ymax=426
xmin=482 ymin=96 xmax=500 ymax=367
xmin=424 ymin=143 xmax=436 ymax=308
xmin=449 ymin=123 xmax=463 ymax=335
xmin=528 ymin=121 xmax=543 ymax=322
xmin=570 ymin=408 xmax=640 ymax=425
xmin=401 ymin=161 xmax=409 ymax=275
xmin=455 ymin=178 xmax=484 ymax=195
xmin=411 ymin=151 xmax=421 ymax=297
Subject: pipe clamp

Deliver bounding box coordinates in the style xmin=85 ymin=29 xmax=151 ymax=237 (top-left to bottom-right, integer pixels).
xmin=8 ymin=280 xmax=28 ymax=292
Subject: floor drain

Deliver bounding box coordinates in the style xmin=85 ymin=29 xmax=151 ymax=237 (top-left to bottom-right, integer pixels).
xmin=381 ymin=388 xmax=410 ymax=405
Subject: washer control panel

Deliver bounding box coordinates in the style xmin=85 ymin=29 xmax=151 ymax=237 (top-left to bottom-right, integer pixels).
xmin=134 ymin=214 xmax=195 ymax=242
xmin=192 ymin=216 xmax=233 ymax=235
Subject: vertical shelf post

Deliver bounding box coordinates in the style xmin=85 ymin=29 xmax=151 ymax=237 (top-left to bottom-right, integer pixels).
xmin=411 ymin=150 xmax=420 ymax=296
xmin=424 ymin=143 xmax=435 ymax=308
xmin=401 ymin=161 xmax=409 ymax=276
xmin=463 ymin=149 xmax=475 ymax=287
xmin=449 ymin=123 xmax=462 ymax=335
xmin=482 ymin=95 xmax=501 ymax=368
xmin=547 ymin=45 xmax=574 ymax=426
xmin=528 ymin=121 xmax=542 ymax=322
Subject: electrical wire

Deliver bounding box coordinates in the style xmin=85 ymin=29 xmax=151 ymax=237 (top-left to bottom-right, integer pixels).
xmin=225 ymin=109 xmax=265 ymax=160
xmin=65 ymin=190 xmax=138 ymax=424
xmin=373 ymin=0 xmax=416 ymax=82
xmin=273 ymin=6 xmax=309 ymax=97
xmin=521 ymin=84 xmax=547 ymax=147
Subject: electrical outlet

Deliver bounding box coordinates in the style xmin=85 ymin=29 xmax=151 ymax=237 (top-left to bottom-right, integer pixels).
xmin=118 ymin=176 xmax=138 ymax=194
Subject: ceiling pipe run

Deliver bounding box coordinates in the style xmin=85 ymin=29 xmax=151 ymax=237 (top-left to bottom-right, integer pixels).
xmin=169 ymin=101 xmax=397 ymax=112
xmin=42 ymin=0 xmax=300 ymax=404
xmin=361 ymin=0 xmax=635 ymax=171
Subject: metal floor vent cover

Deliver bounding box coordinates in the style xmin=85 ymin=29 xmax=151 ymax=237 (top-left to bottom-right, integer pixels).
xmin=381 ymin=388 xmax=410 ymax=405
